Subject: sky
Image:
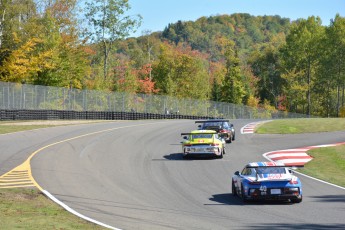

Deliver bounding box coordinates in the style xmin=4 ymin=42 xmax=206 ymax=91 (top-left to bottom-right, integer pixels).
xmin=127 ymin=0 xmax=345 ymax=37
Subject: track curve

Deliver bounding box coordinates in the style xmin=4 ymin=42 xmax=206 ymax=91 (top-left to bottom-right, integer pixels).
xmin=2 ymin=120 xmax=345 ymax=229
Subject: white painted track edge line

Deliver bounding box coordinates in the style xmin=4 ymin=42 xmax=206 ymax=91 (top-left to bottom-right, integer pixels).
xmin=42 ymin=190 xmax=121 ymax=230
xmin=292 ymin=171 xmax=345 ymax=190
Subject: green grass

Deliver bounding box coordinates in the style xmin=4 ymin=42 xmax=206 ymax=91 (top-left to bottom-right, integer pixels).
xmin=298 ymin=145 xmax=345 ymax=187
xmin=256 ymin=118 xmax=345 ymax=134
xmin=0 ymin=188 xmax=105 ymax=229
xmin=0 ymin=125 xmax=54 ymax=134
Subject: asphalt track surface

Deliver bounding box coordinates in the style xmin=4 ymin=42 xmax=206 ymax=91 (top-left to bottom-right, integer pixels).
xmin=1 ymin=119 xmax=345 ymax=230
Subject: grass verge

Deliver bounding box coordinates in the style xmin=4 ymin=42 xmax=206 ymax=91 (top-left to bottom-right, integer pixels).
xmin=298 ymin=145 xmax=345 ymax=187
xmin=0 ymin=125 xmax=54 ymax=134
xmin=0 ymin=188 xmax=105 ymax=229
xmin=256 ymin=118 xmax=345 ymax=134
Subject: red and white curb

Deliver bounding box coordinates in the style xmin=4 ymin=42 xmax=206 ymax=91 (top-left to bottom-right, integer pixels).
xmin=241 ymin=120 xmax=272 ymax=134
xmin=263 ymin=142 xmax=345 ymax=166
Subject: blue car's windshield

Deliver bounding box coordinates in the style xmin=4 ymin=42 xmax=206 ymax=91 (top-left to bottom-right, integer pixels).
xmin=256 ymin=167 xmax=286 ymax=174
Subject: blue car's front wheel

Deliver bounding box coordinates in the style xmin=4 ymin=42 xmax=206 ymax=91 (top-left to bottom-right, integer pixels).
xmin=241 ymin=185 xmax=248 ymax=202
xmin=232 ymin=181 xmax=237 ymax=196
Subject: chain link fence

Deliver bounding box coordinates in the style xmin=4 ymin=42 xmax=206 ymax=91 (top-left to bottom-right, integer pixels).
xmin=0 ymin=81 xmax=309 ymax=120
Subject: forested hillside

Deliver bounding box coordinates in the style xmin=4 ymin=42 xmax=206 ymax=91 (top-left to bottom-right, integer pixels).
xmin=1 ymin=0 xmax=344 ymax=117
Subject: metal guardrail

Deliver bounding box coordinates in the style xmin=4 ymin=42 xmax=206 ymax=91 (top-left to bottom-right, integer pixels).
xmin=0 ymin=81 xmax=308 ymax=120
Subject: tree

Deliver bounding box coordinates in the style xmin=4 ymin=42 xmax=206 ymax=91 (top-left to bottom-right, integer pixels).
xmin=0 ymin=36 xmax=57 ymax=83
xmin=220 ymin=40 xmax=245 ymax=104
xmin=0 ymin=0 xmax=37 ymax=68
xmin=209 ymin=61 xmax=226 ymax=101
xmin=281 ymin=69 xmax=308 ymax=114
xmin=325 ymin=14 xmax=345 ymax=116
xmin=249 ymin=43 xmax=285 ymax=108
xmin=115 ymin=63 xmax=139 ymax=93
xmin=0 ymin=0 xmax=9 ymax=49
xmin=281 ymin=16 xmax=325 ymax=116
xmin=0 ymin=1 xmax=90 ymax=88
xmin=152 ymin=42 xmax=210 ymax=100
xmin=83 ymin=0 xmax=142 ymax=80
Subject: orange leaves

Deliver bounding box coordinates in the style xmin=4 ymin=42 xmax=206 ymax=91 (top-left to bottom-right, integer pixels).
xmin=136 ymin=63 xmax=152 ymax=78
xmin=135 ymin=63 xmax=159 ymax=94
xmin=82 ymin=46 xmax=97 ymax=56
xmin=114 ymin=62 xmax=158 ymax=94
xmin=277 ymin=95 xmax=287 ymax=111
xmin=138 ymin=77 xmax=159 ymax=94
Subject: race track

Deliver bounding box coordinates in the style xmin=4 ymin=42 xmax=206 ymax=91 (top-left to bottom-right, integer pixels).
xmin=1 ymin=119 xmax=345 ymax=229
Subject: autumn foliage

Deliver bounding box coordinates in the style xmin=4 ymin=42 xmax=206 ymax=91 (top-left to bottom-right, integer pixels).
xmin=1 ymin=1 xmax=344 ymax=117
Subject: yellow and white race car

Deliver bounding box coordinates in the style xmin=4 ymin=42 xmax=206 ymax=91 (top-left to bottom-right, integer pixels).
xmin=181 ymin=130 xmax=226 ymax=159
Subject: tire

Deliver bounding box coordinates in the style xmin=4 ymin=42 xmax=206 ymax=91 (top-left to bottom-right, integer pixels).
xmin=232 ymin=133 xmax=235 ymax=141
xmin=218 ymin=148 xmax=224 ymax=159
xmin=241 ymin=185 xmax=247 ymax=202
xmin=232 ymin=181 xmax=237 ymax=196
xmin=291 ymin=196 xmax=302 ymax=203
xmin=227 ymin=135 xmax=232 ymax=143
xmin=182 ymin=150 xmax=188 ymax=159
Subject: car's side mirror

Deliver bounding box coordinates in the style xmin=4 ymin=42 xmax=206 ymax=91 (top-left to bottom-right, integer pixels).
xmin=183 ymin=136 xmax=188 ymax=140
xmin=235 ymin=171 xmax=240 ymax=176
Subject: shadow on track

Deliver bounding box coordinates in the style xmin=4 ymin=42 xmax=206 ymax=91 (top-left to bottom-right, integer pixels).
xmin=310 ymin=195 xmax=345 ymax=203
xmin=163 ymin=153 xmax=220 ymax=161
xmin=246 ymin=223 xmax=344 ymax=230
xmin=208 ymin=193 xmax=298 ymax=206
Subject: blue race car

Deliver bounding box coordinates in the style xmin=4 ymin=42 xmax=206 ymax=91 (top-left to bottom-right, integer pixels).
xmin=232 ymin=162 xmax=302 ymax=203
